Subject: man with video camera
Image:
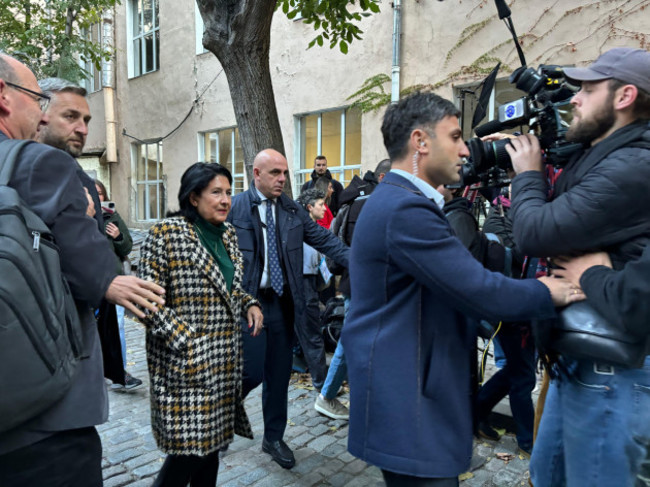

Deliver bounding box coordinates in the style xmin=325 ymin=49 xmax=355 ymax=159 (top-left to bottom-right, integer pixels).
xmin=506 ymin=47 xmax=650 ymax=487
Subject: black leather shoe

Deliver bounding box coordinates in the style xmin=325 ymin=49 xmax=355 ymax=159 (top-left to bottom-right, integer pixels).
xmin=262 ymin=438 xmax=295 ymax=469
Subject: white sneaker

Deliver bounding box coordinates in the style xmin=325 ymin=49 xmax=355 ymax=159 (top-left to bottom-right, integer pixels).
xmin=314 ymin=395 xmax=349 ymax=420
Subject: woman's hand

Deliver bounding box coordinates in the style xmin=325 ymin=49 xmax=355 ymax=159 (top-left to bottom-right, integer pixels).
xmin=247 ymin=305 xmax=264 ymax=337
xmin=106 ymin=222 xmax=121 ymax=239
xmin=538 ymin=275 xmax=585 ymax=307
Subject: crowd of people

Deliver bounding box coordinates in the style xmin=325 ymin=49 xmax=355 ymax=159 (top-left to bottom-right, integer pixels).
xmin=0 ymin=45 xmax=649 ymax=487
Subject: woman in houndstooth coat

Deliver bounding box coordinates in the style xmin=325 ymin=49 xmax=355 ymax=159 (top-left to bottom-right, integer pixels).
xmin=139 ymin=163 xmax=263 ymax=486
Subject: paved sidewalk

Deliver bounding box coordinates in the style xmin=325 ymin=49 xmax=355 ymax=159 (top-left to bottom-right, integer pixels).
xmin=100 ymin=318 xmax=533 ymax=486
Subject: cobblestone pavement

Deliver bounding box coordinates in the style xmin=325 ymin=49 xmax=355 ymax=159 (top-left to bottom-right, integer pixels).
xmin=99 ymin=318 xmax=532 ymax=487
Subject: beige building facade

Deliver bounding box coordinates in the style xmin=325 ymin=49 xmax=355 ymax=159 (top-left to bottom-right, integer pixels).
xmin=80 ymin=0 xmax=650 ymax=227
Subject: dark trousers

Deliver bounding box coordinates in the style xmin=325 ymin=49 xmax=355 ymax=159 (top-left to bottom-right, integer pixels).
xmin=477 ymin=324 xmax=536 ymax=449
xmin=242 ymin=288 xmax=294 ymax=441
xmin=293 ymin=275 xmax=327 ymax=389
xmin=0 ymin=427 xmax=102 ymax=487
xmin=382 ymin=470 xmax=459 ymax=486
xmin=152 ymin=451 xmax=220 ymax=487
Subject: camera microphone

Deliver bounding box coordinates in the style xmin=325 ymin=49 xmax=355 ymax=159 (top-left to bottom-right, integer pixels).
xmin=474 ymin=119 xmax=508 ymax=138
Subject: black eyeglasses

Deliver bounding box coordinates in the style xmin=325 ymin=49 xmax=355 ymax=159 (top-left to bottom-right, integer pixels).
xmin=6 ymin=82 xmax=51 ymax=111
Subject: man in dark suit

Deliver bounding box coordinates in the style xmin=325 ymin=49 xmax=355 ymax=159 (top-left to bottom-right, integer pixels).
xmin=0 ymin=53 xmax=164 ymax=487
xmin=229 ymin=148 xmax=348 ymax=468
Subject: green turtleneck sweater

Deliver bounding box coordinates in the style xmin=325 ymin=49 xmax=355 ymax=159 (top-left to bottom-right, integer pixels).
xmin=193 ymin=216 xmax=234 ymax=292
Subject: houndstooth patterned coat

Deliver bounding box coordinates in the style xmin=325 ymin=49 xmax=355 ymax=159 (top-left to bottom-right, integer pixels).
xmin=138 ymin=217 xmax=258 ymax=456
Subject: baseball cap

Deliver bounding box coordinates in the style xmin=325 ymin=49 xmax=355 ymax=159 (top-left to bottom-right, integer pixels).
xmin=563 ymin=47 xmax=650 ymax=94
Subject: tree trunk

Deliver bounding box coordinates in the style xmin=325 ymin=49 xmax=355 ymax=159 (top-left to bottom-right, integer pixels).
xmin=197 ymin=0 xmax=293 ymax=196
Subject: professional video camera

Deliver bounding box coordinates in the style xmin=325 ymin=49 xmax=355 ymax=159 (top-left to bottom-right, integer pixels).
xmin=459 ymin=1 xmax=584 ymax=187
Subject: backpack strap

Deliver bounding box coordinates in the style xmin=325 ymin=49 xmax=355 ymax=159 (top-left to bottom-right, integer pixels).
xmin=0 ymin=139 xmax=31 ymax=186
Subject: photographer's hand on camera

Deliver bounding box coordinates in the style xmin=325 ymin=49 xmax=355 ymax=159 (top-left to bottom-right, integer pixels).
xmin=505 ymin=133 xmax=544 ymax=174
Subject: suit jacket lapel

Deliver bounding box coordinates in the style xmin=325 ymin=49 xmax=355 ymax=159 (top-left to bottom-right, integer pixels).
xmin=275 ymin=197 xmax=294 ymax=266
xmin=248 ymin=190 xmax=265 ymax=267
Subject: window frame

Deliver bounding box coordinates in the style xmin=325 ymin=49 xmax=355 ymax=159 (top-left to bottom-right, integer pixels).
xmin=80 ymin=23 xmax=103 ymax=93
xmin=132 ymin=141 xmax=165 ymax=221
xmin=198 ymin=127 xmax=247 ymax=195
xmin=127 ymin=0 xmax=160 ymax=78
xmin=195 ymin=3 xmax=208 ymax=55
xmin=293 ymin=106 xmax=362 ymax=195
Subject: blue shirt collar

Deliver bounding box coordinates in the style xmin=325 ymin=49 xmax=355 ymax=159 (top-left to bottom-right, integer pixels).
xmin=390 ymin=169 xmax=445 ymax=209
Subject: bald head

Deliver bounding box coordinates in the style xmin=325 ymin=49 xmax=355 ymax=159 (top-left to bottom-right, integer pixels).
xmin=0 ymin=54 xmax=48 ymax=140
xmin=253 ymin=149 xmax=288 ymax=199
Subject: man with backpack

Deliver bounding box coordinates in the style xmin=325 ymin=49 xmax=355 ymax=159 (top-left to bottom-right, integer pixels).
xmin=0 ymin=53 xmax=164 ymax=487
xmin=314 ymin=159 xmax=391 ymax=420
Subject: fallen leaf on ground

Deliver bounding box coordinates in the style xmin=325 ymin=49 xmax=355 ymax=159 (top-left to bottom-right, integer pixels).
xmin=458 ymin=472 xmax=474 ymax=481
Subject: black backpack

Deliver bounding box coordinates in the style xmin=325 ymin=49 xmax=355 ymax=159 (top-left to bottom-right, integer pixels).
xmin=0 ymin=139 xmax=83 ymax=433
xmin=321 ymin=296 xmax=346 ymax=353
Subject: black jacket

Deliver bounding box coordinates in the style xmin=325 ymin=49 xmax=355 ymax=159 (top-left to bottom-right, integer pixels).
xmin=332 ymin=171 xmax=378 ymax=296
xmin=581 ymin=245 xmax=650 ymax=339
xmin=443 ymin=197 xmax=506 ymax=274
xmin=300 ymin=169 xmax=344 ymax=215
xmin=1 ymin=133 xmax=115 ymax=453
xmin=511 ymin=121 xmax=650 ymax=269
xmin=483 ymin=199 xmax=525 ymax=278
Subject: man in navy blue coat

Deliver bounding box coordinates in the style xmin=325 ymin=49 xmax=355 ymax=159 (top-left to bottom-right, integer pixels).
xmin=228 ymin=149 xmax=348 ymax=469
xmin=342 ymin=92 xmax=580 ymax=486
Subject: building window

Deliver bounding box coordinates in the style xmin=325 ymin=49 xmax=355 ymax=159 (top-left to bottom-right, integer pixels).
xmin=128 ymin=0 xmax=160 ymax=77
xmin=195 ymin=4 xmax=208 ymax=55
xmin=81 ymin=23 xmax=102 ymax=93
xmin=200 ymin=127 xmax=245 ymax=194
xmin=294 ymin=107 xmax=362 ymax=191
xmin=134 ymin=142 xmax=165 ymax=221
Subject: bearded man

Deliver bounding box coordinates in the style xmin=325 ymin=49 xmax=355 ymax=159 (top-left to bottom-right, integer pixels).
xmin=506 ymin=47 xmax=650 ymax=487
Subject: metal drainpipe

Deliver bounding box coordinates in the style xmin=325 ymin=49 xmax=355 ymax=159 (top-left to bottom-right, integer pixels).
xmin=102 ymin=8 xmax=118 ymax=164
xmin=391 ymin=0 xmax=402 ymax=104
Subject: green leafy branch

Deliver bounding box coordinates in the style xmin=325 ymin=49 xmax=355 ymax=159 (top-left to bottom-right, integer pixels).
xmin=275 ymin=0 xmax=380 ymax=54
xmin=0 ymin=0 xmax=120 ymax=83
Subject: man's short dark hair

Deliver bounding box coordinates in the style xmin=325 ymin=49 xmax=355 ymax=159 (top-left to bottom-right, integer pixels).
xmin=381 ymin=92 xmax=461 ymax=161
xmin=374 ymin=159 xmax=391 ymax=179
xmin=609 ymin=79 xmax=650 ymax=121
xmin=315 ymin=155 xmax=327 ymax=162
xmin=38 ymin=77 xmax=87 ymax=98
xmin=0 ymin=53 xmax=17 ymax=83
